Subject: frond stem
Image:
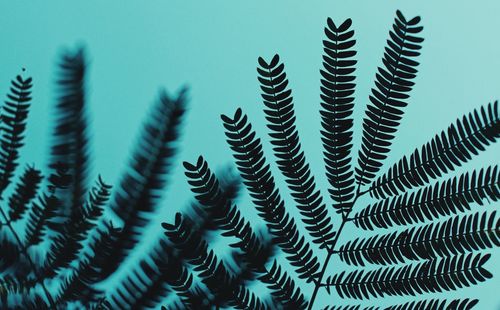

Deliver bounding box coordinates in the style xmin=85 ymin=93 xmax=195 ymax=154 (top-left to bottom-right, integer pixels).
xmin=307 ymin=188 xmax=367 ymax=309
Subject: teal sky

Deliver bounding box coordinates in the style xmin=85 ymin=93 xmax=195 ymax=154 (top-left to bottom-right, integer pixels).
xmin=1 ymin=1 xmax=499 ymax=309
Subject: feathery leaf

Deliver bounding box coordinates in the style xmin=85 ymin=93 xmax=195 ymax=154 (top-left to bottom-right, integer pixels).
xmin=221 ymin=108 xmax=321 ymax=282
xmin=326 ymin=253 xmax=491 ymax=299
xmin=0 ymin=74 xmax=33 ymax=195
xmin=258 ymin=54 xmax=336 ymax=249
xmin=339 ymin=211 xmax=499 ymax=266
xmin=352 ymin=166 xmax=500 ymax=230
xmin=356 ymin=11 xmax=423 ymax=187
xmin=370 ymin=101 xmax=500 ymax=198
xmin=320 ymin=18 xmax=357 ymax=214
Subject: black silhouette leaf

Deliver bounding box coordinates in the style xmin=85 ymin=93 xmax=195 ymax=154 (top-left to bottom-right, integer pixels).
xmin=0 ymin=74 xmax=33 ymax=195
xmin=258 ymin=54 xmax=336 ymax=249
xmin=371 ymin=101 xmax=500 ymax=199
xmin=326 ymin=253 xmax=491 ymax=299
xmin=352 ymin=166 xmax=500 ymax=230
xmin=24 ymin=181 xmax=63 ymax=247
xmin=130 ymin=240 xmax=197 ymax=309
xmin=7 ymin=165 xmax=42 ymax=222
xmin=355 ymin=11 xmax=423 ymax=187
xmin=43 ymin=176 xmax=111 ymax=275
xmin=384 ymin=298 xmax=478 ymax=310
xmin=163 ymin=213 xmax=269 ymax=309
xmin=320 ymin=18 xmax=357 ymax=214
xmin=106 ymin=88 xmax=187 ymax=275
xmin=323 ymin=299 xmax=478 ymax=310
xmin=56 ymin=222 xmax=120 ymax=303
xmin=221 ymin=108 xmax=321 ymax=282
xmin=184 ymin=155 xmax=308 ymax=308
xmin=50 ymin=47 xmax=91 ymax=215
xmin=339 ymin=211 xmax=499 ymax=266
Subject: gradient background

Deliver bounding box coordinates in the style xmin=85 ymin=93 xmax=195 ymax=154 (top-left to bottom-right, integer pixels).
xmin=1 ymin=1 xmax=499 ymax=309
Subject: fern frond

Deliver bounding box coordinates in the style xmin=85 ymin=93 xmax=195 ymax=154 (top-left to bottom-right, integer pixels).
xmin=323 ymin=306 xmax=368 ymax=310
xmin=163 ymin=213 xmax=269 ymax=309
xmin=320 ymin=18 xmax=357 ymax=214
xmin=43 ymin=176 xmax=110 ymax=275
xmin=132 ymin=243 xmax=196 ymax=309
xmin=370 ymin=101 xmax=500 ymax=198
xmin=109 ymin=259 xmax=160 ymax=308
xmin=184 ymin=157 xmax=273 ymax=265
xmin=50 ymin=47 xmax=91 ymax=214
xmin=124 ymin=239 xmax=192 ymax=309
xmin=261 ymin=260 xmax=309 ymax=309
xmin=352 ymin=166 xmax=500 ymax=230
xmin=106 ymin=88 xmax=186 ymax=274
xmin=56 ymin=222 xmax=120 ymax=303
xmin=24 ymin=193 xmax=59 ymax=246
xmin=326 ymin=253 xmax=491 ymax=299
xmin=355 ymin=11 xmax=423 ymax=187
xmin=384 ymin=298 xmax=478 ymax=310
xmin=7 ymin=165 xmax=42 ymax=222
xmin=0 ymin=74 xmax=33 ymax=195
xmin=177 ymin=283 xmax=212 ymax=309
xmin=257 ymin=54 xmax=336 ymax=249
xmin=339 ymin=211 xmax=499 ymax=266
xmin=221 ymin=108 xmax=321 ymax=282
xmin=324 ymin=299 xmax=479 ymax=310
xmin=184 ymin=156 xmax=308 ymax=308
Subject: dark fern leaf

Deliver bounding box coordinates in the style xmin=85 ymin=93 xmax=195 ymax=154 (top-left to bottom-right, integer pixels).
xmin=257 ymin=54 xmax=336 ymax=249
xmin=125 ymin=239 xmax=197 ymax=309
xmin=261 ymin=260 xmax=309 ymax=309
xmin=106 ymin=88 xmax=187 ymax=275
xmin=163 ymin=213 xmax=269 ymax=310
xmin=23 ymin=164 xmax=72 ymax=247
xmin=322 ymin=306 xmax=367 ymax=310
xmin=323 ymin=299 xmax=479 ymax=310
xmin=383 ymin=298 xmax=478 ymax=310
xmin=24 ymin=193 xmax=60 ymax=247
xmin=339 ymin=211 xmax=499 ymax=266
xmin=109 ymin=258 xmax=161 ymax=309
xmin=326 ymin=253 xmax=491 ymax=299
xmin=7 ymin=165 xmax=43 ymax=222
xmin=352 ymin=166 xmax=500 ymax=230
xmin=319 ymin=18 xmax=357 ymax=214
xmin=370 ymin=101 xmax=500 ymax=199
xmin=56 ymin=222 xmax=120 ymax=304
xmin=221 ymin=108 xmax=321 ymax=282
xmin=43 ymin=176 xmax=111 ymax=276
xmin=355 ymin=11 xmax=423 ymax=187
xmin=184 ymin=156 xmax=308 ymax=309
xmin=50 ymin=47 xmax=91 ymax=215
xmin=184 ymin=156 xmax=274 ymax=270
xmin=176 ymin=283 xmax=213 ymax=309
xmin=0 ymin=74 xmax=33 ymax=195
xmin=131 ymin=241 xmax=197 ymax=309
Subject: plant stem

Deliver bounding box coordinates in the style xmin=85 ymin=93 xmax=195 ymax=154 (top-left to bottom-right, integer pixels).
xmin=307 ymin=187 xmax=366 ymax=310
xmin=0 ymin=206 xmax=56 ymax=307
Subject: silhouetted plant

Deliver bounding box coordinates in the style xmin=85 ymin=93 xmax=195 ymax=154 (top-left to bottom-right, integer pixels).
xmin=0 ymin=47 xmax=191 ymax=309
xmin=172 ymin=10 xmax=500 ymax=309
xmin=0 ymin=9 xmax=499 ymax=310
